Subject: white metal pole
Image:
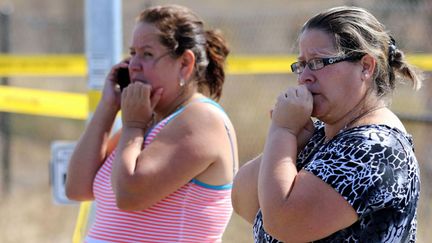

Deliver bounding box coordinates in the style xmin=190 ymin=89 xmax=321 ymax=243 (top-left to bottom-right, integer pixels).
xmin=72 ymin=1 xmax=122 ymax=242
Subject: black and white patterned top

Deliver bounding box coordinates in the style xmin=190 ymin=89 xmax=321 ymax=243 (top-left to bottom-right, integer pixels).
xmin=253 ymin=122 xmax=420 ymax=243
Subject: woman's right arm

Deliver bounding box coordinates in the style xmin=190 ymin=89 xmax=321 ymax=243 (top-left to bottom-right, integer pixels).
xmin=232 ymin=154 xmax=262 ymax=224
xmin=232 ymin=103 xmax=315 ymax=224
xmin=65 ymin=104 xmax=119 ymax=201
xmin=65 ymin=62 xmax=126 ymax=201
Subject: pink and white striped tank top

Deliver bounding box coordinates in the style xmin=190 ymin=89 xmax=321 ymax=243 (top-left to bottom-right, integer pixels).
xmin=86 ymin=98 xmax=234 ymax=243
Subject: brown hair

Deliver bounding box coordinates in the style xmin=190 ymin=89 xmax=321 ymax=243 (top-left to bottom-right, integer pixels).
xmin=137 ymin=5 xmax=229 ymax=100
xmin=300 ymin=6 xmax=423 ymax=97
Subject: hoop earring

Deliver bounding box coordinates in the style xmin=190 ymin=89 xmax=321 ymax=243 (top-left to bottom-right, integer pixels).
xmin=179 ymin=78 xmax=185 ymax=87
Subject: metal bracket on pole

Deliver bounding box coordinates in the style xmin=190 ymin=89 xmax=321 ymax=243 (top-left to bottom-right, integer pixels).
xmin=85 ymin=0 xmax=122 ymax=91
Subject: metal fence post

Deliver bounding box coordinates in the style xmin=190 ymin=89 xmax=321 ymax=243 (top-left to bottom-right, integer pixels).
xmin=0 ymin=5 xmax=12 ymax=196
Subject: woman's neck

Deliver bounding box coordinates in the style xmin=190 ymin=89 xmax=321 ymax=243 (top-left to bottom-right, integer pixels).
xmin=324 ymin=98 xmax=386 ymax=141
xmin=154 ymin=92 xmax=203 ymax=122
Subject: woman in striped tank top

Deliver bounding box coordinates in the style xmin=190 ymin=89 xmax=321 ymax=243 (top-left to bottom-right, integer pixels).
xmin=66 ymin=5 xmax=238 ymax=242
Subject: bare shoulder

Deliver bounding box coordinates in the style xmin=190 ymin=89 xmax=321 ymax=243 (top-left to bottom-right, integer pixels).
xmin=363 ymin=107 xmax=407 ymax=133
xmin=154 ymin=100 xmax=234 ymax=156
xmin=169 ymin=100 xmax=233 ymax=134
xmin=381 ymin=108 xmax=407 ymax=133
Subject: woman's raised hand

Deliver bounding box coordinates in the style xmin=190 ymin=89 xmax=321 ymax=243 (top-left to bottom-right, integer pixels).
xmin=120 ymin=82 xmax=163 ymax=129
xmin=100 ymin=61 xmax=130 ymax=110
xmin=271 ymin=85 xmax=313 ymax=135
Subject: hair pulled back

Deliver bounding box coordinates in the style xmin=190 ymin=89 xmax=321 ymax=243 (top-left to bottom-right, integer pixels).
xmin=137 ymin=5 xmax=229 ymax=100
xmin=300 ymin=6 xmax=423 ymax=97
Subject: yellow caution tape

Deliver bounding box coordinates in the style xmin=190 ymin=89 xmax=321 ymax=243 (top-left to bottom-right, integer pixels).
xmin=87 ymin=90 xmax=102 ymax=113
xmin=406 ymin=54 xmax=432 ymax=71
xmin=227 ymin=55 xmax=297 ymax=74
xmin=0 ymin=54 xmax=431 ymax=119
xmin=1 ymin=54 xmax=431 ymax=77
xmin=0 ymin=55 xmax=86 ymax=76
xmin=0 ymin=85 xmax=88 ymax=119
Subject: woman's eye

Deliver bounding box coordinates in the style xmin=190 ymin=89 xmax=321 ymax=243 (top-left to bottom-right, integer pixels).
xmin=143 ymin=52 xmax=153 ymax=57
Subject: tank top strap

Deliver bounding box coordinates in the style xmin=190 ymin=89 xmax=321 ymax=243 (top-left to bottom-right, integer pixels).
xmin=186 ymin=97 xmax=237 ymax=176
xmin=167 ymin=97 xmax=227 ymax=122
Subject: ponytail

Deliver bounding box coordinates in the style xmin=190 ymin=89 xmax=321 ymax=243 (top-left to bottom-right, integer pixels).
xmin=203 ymin=29 xmax=230 ymax=101
xmin=389 ymin=45 xmax=423 ymax=91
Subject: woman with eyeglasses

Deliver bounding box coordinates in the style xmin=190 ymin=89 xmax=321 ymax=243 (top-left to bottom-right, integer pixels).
xmin=66 ymin=4 xmax=238 ymax=242
xmin=232 ymin=6 xmax=423 ymax=242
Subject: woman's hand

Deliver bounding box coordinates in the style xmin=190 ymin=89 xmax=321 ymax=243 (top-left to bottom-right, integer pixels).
xmin=271 ymin=85 xmax=313 ymax=135
xmin=100 ymin=60 xmax=130 ymax=111
xmin=121 ymin=82 xmax=163 ymax=129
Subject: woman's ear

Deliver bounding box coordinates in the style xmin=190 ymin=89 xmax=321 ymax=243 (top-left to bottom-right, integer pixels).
xmin=179 ymin=50 xmax=195 ymax=80
xmin=360 ymin=54 xmax=376 ymax=80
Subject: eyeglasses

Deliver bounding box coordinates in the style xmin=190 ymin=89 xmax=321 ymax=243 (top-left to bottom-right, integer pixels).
xmin=290 ymin=55 xmax=362 ymax=74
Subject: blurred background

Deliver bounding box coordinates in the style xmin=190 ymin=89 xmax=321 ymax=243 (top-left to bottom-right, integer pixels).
xmin=0 ymin=0 xmax=431 ymax=242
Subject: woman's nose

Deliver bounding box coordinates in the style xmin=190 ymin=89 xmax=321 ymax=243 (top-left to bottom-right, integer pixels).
xmin=128 ymin=56 xmax=142 ymax=72
xmin=298 ymin=66 xmax=314 ymax=84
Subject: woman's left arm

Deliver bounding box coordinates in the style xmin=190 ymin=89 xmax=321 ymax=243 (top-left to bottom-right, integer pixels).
xmin=258 ymin=86 xmax=357 ymax=241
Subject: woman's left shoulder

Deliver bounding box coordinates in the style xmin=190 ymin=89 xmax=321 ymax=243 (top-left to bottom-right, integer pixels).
xmin=157 ymin=101 xmax=232 ymax=147
xmin=179 ymin=100 xmax=230 ymax=128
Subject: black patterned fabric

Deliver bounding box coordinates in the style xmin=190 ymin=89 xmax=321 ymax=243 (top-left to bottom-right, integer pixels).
xmin=253 ymin=122 xmax=420 ymax=243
